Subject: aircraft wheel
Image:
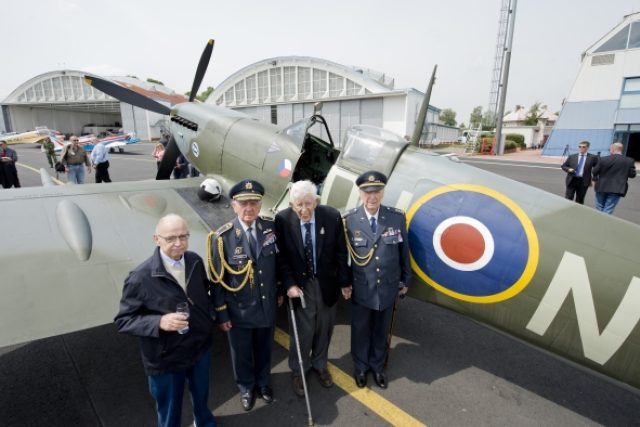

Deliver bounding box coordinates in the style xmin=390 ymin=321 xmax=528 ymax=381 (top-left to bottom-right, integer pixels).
xmin=118 ymin=147 xmax=124 ymax=153
xmin=109 ymin=148 xmax=115 ymax=153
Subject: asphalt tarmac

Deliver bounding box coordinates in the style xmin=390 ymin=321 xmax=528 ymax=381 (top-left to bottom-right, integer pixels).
xmin=1 ymin=143 xmax=639 ymax=427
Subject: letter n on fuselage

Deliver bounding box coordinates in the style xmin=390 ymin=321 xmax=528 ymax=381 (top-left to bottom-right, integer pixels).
xmin=526 ymin=252 xmax=640 ymax=365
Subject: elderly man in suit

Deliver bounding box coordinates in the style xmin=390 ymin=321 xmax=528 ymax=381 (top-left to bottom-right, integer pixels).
xmin=592 ymin=142 xmax=637 ymax=214
xmin=343 ymin=171 xmax=411 ymax=389
xmin=275 ymin=180 xmax=350 ymax=397
xmin=561 ymin=140 xmax=598 ymax=204
xmin=208 ymin=179 xmax=281 ymax=411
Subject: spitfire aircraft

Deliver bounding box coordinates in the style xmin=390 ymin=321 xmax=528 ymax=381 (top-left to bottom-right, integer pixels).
xmin=1 ymin=40 xmax=639 ymax=392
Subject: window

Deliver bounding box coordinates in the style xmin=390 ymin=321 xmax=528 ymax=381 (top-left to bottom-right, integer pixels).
xmin=328 ymin=73 xmax=343 ymax=97
xmin=313 ymin=69 xmax=327 ymax=98
xmin=594 ymin=24 xmax=629 ymax=53
xmin=234 ymin=82 xmax=245 ymax=104
xmin=245 ymin=75 xmax=256 ymax=103
xmin=629 ymin=21 xmax=640 ymax=49
xmin=297 ymin=67 xmax=311 ymax=100
xmin=224 ymin=87 xmax=234 ymax=105
xmin=271 ymin=105 xmax=277 ymax=125
xmin=270 ymin=68 xmax=282 ymax=100
xmin=283 ymin=66 xmax=295 ymax=101
xmin=620 ymin=77 xmax=640 ymax=108
xmin=346 ymin=80 xmax=362 ymax=96
xmin=258 ymin=70 xmax=269 ymax=103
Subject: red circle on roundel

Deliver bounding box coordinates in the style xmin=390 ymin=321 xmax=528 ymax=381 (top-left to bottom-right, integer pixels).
xmin=440 ymin=223 xmax=485 ymax=264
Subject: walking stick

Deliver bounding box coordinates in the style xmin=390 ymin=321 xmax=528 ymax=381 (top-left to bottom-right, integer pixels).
xmin=384 ymin=294 xmax=401 ymax=368
xmin=288 ymin=295 xmax=314 ymax=426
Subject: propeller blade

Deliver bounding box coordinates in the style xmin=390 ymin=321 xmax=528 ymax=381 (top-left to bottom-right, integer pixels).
xmin=155 ymin=135 xmax=181 ymax=180
xmin=411 ymin=64 xmax=438 ymax=146
xmin=189 ymin=39 xmax=215 ymax=102
xmin=84 ymin=76 xmax=171 ymax=115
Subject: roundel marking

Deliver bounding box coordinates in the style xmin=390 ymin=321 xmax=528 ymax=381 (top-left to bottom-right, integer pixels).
xmin=406 ymin=184 xmax=539 ymax=303
xmin=433 ymin=216 xmax=494 ymax=271
xmin=191 ymin=141 xmax=200 ymax=158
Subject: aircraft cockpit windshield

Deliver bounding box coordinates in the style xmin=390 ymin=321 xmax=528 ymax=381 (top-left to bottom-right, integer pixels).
xmin=338 ymin=125 xmax=408 ymax=176
xmin=282 ymin=118 xmax=312 ymax=150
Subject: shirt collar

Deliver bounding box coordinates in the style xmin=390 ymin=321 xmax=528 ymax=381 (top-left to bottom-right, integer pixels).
xmin=159 ymin=249 xmax=185 ymax=268
xmin=300 ymin=213 xmax=316 ymax=228
xmin=364 ymin=208 xmax=379 ymax=222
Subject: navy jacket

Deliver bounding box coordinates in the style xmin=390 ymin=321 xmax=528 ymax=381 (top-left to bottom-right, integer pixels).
xmin=114 ymin=248 xmax=216 ymax=376
xmin=210 ymin=217 xmax=280 ymax=328
xmin=344 ymin=205 xmax=411 ymax=311
xmin=561 ymin=152 xmax=598 ymax=187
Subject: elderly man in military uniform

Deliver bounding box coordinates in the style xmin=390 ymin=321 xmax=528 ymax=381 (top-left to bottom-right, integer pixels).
xmin=208 ymin=179 xmax=281 ymax=411
xmin=343 ymin=171 xmax=411 ymax=389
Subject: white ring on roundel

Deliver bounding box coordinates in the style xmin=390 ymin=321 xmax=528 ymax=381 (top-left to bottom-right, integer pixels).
xmin=432 ymin=216 xmax=495 ymax=272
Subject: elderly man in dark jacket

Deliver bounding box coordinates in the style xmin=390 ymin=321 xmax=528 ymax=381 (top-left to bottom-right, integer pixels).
xmin=115 ymin=214 xmax=217 ymax=427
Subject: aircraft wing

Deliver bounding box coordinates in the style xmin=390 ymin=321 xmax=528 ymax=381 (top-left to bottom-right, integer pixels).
xmin=0 ymin=177 xmax=235 ymax=348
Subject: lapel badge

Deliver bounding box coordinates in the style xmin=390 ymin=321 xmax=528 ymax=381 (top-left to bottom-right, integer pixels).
xmin=235 ymin=228 xmax=241 ymax=238
xmin=258 ymin=222 xmax=263 ymax=231
xmin=320 ymin=227 xmax=325 ymax=235
xmin=354 ymin=230 xmax=362 ymax=237
xmin=234 ymin=246 xmax=243 ymax=255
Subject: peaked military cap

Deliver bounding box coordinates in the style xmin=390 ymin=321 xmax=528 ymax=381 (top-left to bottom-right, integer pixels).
xmin=356 ymin=170 xmax=387 ymax=192
xmin=229 ymin=179 xmax=264 ymax=201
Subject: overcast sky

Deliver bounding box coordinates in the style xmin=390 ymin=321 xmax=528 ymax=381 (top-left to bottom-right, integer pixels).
xmin=1 ymin=0 xmax=638 ymax=125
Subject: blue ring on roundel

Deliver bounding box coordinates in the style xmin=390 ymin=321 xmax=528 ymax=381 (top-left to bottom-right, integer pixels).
xmin=409 ymin=190 xmax=529 ymax=297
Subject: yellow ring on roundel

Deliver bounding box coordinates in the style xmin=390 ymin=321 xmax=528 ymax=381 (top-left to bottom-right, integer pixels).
xmin=406 ymin=183 xmax=539 ymax=304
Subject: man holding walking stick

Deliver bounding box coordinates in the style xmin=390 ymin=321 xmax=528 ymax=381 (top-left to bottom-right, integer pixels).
xmin=275 ymin=180 xmax=350 ymax=397
xmin=343 ymin=171 xmax=411 ymax=389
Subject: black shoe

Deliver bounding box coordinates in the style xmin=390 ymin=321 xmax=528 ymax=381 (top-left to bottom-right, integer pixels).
xmin=292 ymin=374 xmax=305 ymax=397
xmin=354 ymin=371 xmax=367 ymax=388
xmin=258 ymin=385 xmax=274 ymax=404
xmin=240 ymin=390 xmax=255 ymax=411
xmin=373 ymin=372 xmax=387 ymax=389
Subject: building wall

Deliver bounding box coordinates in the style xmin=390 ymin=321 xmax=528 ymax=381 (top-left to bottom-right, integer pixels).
xmin=5 ymin=105 xmax=120 ymax=135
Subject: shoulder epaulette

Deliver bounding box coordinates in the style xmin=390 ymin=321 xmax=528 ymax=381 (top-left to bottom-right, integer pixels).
xmin=215 ymin=222 xmax=233 ymax=237
xmin=384 ymin=206 xmax=405 ymax=215
xmin=342 ymin=208 xmax=358 ymax=219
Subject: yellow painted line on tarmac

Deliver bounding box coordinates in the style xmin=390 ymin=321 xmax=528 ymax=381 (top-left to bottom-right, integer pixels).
xmin=274 ymin=327 xmax=427 ymax=427
xmin=17 ymin=163 xmax=65 ymax=185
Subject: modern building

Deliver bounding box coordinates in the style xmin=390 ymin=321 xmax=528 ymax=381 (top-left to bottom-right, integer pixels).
xmin=208 ymin=56 xmax=458 ymax=147
xmin=502 ymin=105 xmax=557 ymax=148
xmin=0 ymin=71 xmax=185 ymax=140
xmin=544 ymin=12 xmax=640 ymax=159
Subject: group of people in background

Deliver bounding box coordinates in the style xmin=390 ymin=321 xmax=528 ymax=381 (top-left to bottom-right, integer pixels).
xmin=152 ymin=131 xmax=200 ymax=178
xmin=0 ymin=140 xmax=21 ymax=188
xmin=115 ymin=170 xmax=410 ymax=427
xmin=41 ymin=135 xmax=111 ymax=184
xmin=562 ymin=140 xmax=636 ymax=214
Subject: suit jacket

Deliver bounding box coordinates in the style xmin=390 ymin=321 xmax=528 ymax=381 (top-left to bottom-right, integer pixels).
xmin=275 ymin=204 xmax=349 ymax=308
xmin=344 ymin=205 xmax=411 ymax=311
xmin=592 ymin=154 xmax=637 ymax=195
xmin=561 ymin=152 xmax=598 ymax=187
xmin=210 ymin=216 xmax=280 ymax=328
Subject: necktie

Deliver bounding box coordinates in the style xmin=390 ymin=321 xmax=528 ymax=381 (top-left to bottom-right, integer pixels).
xmin=576 ymin=154 xmax=585 ymax=177
xmin=247 ymin=227 xmax=258 ymax=259
xmin=304 ymin=222 xmax=314 ymax=276
xmin=370 ymin=217 xmax=377 ymax=234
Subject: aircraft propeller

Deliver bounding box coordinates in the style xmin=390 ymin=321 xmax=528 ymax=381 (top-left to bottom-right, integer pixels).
xmin=84 ymin=39 xmax=216 ymax=179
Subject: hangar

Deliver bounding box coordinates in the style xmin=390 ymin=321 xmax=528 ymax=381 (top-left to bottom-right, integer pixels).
xmin=544 ymin=12 xmax=640 ymax=160
xmin=208 ymin=56 xmax=458 ymax=146
xmin=0 ymin=71 xmax=185 ymax=140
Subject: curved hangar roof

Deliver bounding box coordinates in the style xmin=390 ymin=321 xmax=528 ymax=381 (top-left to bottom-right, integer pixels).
xmin=210 ymin=56 xmax=396 ymax=107
xmin=3 ymin=71 xmax=185 ymax=112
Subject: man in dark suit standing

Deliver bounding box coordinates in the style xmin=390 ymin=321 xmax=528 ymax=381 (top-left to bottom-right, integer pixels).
xmin=343 ymin=171 xmax=411 ymax=389
xmin=561 ymin=140 xmax=598 ymax=204
xmin=592 ymin=142 xmax=637 ymax=214
xmin=275 ymin=180 xmax=350 ymax=397
xmin=208 ymin=179 xmax=281 ymax=411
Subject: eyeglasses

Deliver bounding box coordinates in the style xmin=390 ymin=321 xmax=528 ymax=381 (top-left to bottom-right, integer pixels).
xmin=157 ymin=233 xmax=190 ymax=243
xmin=578 ymin=145 xmax=588 ymax=148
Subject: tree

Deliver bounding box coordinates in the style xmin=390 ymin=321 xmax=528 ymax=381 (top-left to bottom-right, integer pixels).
xmin=469 ymin=106 xmax=483 ymax=128
xmin=439 ymin=108 xmax=457 ymax=127
xmin=459 ymin=122 xmax=466 ymax=129
xmin=184 ymin=86 xmax=214 ymax=102
xmin=523 ymin=102 xmax=544 ymax=126
xmin=146 ymin=77 xmax=165 ymax=86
